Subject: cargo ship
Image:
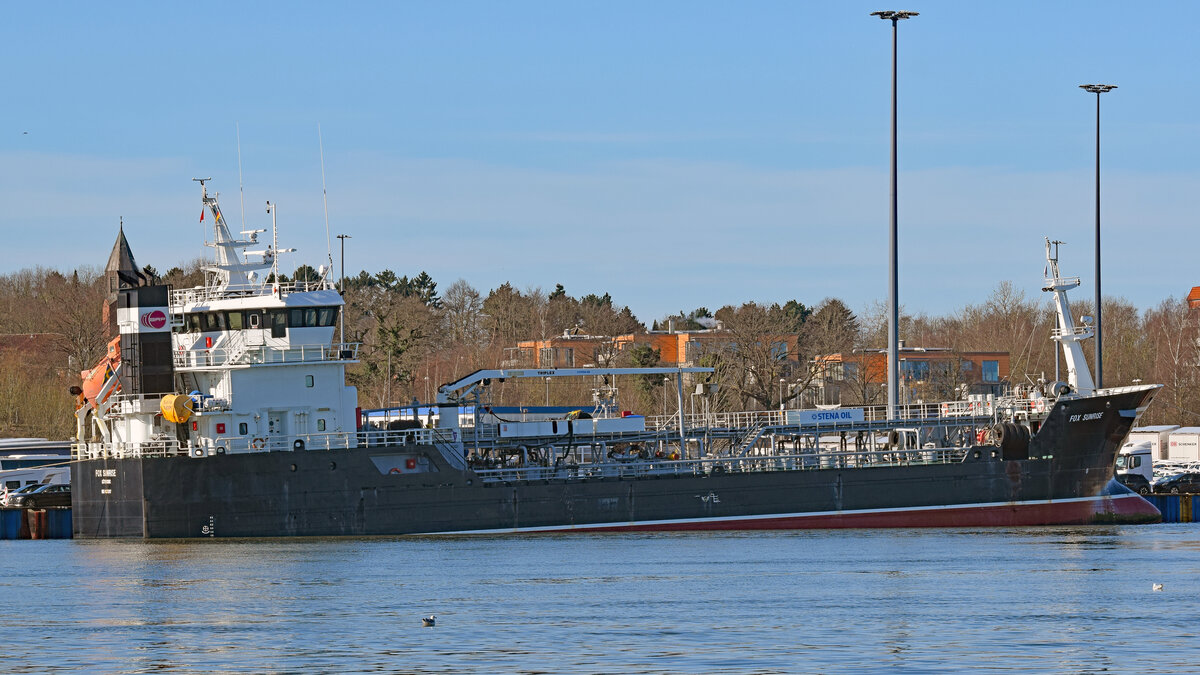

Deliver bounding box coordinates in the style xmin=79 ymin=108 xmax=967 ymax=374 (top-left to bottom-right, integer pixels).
xmin=70 ymin=183 xmax=1161 ymax=537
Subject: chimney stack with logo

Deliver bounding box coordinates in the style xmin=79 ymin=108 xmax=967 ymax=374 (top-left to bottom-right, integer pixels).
xmin=105 ymin=226 xmax=175 ymax=396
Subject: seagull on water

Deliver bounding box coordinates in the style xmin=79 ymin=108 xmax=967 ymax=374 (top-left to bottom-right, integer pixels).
xmin=1153 ymin=583 xmax=1164 ymax=592
xmin=422 ymin=615 xmax=436 ymax=627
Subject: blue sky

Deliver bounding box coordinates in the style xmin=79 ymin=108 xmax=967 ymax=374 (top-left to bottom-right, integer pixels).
xmin=3 ymin=1 xmax=1196 ymax=324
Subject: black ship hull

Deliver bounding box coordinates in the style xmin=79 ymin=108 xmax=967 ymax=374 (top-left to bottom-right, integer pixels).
xmin=72 ymin=387 xmax=1160 ymax=538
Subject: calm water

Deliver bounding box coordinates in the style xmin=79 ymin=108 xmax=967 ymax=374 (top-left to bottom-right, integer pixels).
xmin=2 ymin=526 xmax=1199 ymax=673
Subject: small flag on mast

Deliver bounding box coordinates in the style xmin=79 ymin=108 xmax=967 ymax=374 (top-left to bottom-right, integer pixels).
xmin=200 ymin=209 xmax=205 ymax=222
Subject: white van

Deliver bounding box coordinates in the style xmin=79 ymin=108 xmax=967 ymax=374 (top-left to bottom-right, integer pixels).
xmin=0 ymin=454 xmax=71 ymax=504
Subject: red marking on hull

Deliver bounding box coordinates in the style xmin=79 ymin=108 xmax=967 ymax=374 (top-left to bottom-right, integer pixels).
xmin=564 ymin=495 xmax=1161 ymax=533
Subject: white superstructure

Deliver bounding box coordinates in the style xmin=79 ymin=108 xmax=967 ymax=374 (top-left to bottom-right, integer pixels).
xmin=75 ymin=181 xmax=361 ymax=459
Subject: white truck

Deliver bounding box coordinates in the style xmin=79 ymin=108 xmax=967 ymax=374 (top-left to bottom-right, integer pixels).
xmin=1115 ymin=441 xmax=1153 ymax=495
xmin=1126 ymin=425 xmax=1180 ymax=461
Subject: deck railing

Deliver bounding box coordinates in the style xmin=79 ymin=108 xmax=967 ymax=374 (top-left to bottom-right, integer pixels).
xmin=72 ymin=427 xmax=468 ymax=460
xmin=170 ymin=280 xmax=330 ymax=307
xmin=471 ymin=444 xmax=976 ymax=483
xmin=174 ymin=342 xmax=360 ymax=369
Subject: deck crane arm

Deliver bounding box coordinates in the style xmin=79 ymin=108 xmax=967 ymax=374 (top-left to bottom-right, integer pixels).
xmin=435 ymin=367 xmax=714 ymax=404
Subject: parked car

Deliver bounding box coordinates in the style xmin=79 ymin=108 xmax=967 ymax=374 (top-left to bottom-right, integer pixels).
xmin=1116 ymin=472 xmax=1152 ymax=495
xmin=8 ymin=483 xmax=71 ymax=508
xmin=1 ymin=483 xmax=46 ymax=507
xmin=1152 ymin=472 xmax=1200 ymax=495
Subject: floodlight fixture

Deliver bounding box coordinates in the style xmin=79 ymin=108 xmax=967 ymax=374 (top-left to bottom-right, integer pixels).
xmin=871 ymin=10 xmax=919 ymax=21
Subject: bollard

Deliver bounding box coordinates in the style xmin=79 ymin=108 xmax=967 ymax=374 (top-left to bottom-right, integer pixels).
xmin=25 ymin=509 xmax=48 ymax=540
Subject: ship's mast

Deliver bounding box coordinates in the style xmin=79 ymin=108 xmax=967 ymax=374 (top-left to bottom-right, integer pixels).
xmin=1042 ymin=238 xmax=1096 ymax=394
xmin=193 ymin=177 xmax=271 ymax=292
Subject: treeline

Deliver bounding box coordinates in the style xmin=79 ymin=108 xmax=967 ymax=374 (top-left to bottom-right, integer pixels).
xmin=0 ymin=263 xmax=1196 ymax=440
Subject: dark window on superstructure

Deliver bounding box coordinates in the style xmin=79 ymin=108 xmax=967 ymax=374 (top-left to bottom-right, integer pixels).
xmin=270 ymin=311 xmax=287 ymax=338
xmin=317 ymin=419 xmax=326 ymax=431
xmin=305 ymin=375 xmax=314 ymax=388
xmin=186 ymin=314 xmax=203 ymax=333
xmin=281 ymin=306 xmax=340 ymax=328
xmin=203 ymin=312 xmax=226 ymax=332
xmin=238 ymin=422 xmax=248 ymax=435
xmin=227 ymin=311 xmax=244 ymax=330
xmin=248 ymin=311 xmax=262 ymax=329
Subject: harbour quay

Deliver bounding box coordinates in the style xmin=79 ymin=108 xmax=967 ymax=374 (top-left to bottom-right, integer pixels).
xmin=0 ymin=508 xmax=72 ymax=539
xmin=1144 ymin=495 xmax=1199 ymax=523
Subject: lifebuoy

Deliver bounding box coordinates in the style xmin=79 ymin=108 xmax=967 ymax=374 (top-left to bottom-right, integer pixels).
xmin=388 ymin=467 xmax=402 ymax=474
xmin=251 ymin=437 xmax=266 ymax=450
xmin=1032 ymin=398 xmax=1047 ymax=413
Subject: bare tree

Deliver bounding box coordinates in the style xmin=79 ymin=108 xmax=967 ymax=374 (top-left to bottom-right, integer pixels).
xmin=708 ymin=302 xmax=799 ymax=410
xmin=1143 ymin=298 xmax=1200 ymax=425
xmin=441 ymin=279 xmax=487 ymax=348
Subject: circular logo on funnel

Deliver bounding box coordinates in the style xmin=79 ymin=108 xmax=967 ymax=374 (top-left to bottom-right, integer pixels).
xmin=140 ymin=310 xmax=167 ymax=329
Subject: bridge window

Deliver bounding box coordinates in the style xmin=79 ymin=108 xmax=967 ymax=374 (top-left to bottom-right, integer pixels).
xmin=226 ymin=311 xmax=244 ymax=330
xmin=287 ymin=308 xmax=331 ymax=328
xmin=305 ymin=375 xmax=314 ymax=388
xmin=269 ymin=311 xmax=287 ymax=338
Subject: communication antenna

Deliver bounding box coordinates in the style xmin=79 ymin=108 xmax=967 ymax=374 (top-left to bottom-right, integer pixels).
xmin=318 ymin=124 xmax=334 ymax=279
xmin=266 ymin=201 xmax=279 ymax=289
xmin=236 ymin=123 xmax=246 ymax=230
xmin=193 ymin=177 xmax=212 ymax=250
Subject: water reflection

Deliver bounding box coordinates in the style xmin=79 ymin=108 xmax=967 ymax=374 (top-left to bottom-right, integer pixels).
xmin=3 ymin=526 xmax=1199 ymax=672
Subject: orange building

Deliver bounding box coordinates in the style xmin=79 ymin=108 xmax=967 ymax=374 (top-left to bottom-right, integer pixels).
xmin=1188 ymin=286 xmax=1200 ymax=310
xmin=512 ymin=329 xmax=799 ymax=369
xmin=814 ymin=343 xmax=1010 ymax=405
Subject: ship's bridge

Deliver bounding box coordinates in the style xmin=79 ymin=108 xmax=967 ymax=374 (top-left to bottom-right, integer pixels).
xmin=171 ymin=285 xmax=355 ymax=370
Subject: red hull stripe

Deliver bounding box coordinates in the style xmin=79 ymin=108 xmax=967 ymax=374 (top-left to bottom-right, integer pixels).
xmin=440 ymin=494 xmax=1160 ymax=535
